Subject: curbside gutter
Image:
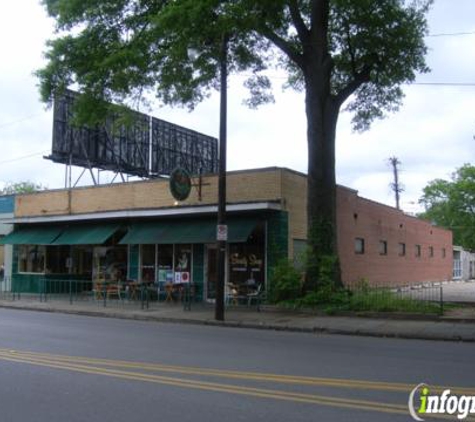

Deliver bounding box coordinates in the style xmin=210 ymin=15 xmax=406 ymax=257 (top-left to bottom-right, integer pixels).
xmin=0 ymin=301 xmax=474 ymax=342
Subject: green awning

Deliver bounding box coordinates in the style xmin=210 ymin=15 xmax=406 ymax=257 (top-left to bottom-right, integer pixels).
xmin=0 ymin=226 xmax=63 ymax=245
xmin=51 ymin=224 xmax=121 ymax=245
xmin=120 ymin=218 xmax=259 ymax=245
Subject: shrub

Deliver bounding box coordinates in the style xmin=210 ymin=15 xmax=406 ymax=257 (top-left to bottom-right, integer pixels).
xmin=268 ymin=259 xmax=302 ymax=303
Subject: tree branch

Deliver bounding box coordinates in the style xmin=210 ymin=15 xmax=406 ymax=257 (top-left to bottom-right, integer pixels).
xmin=335 ymin=65 xmax=372 ymax=106
xmin=260 ymin=26 xmax=304 ymax=68
xmin=287 ymin=0 xmax=309 ymax=44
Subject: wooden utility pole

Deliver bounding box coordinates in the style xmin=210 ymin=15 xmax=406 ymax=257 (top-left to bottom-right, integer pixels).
xmin=388 ymin=156 xmax=404 ymax=210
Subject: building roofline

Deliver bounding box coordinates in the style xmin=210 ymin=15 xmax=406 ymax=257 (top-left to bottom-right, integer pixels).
xmin=5 ymin=201 xmax=282 ymax=224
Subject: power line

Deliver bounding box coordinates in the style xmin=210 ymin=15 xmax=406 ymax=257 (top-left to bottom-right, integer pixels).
xmin=0 ymin=151 xmax=49 ymax=165
xmin=0 ymin=114 xmax=43 ymax=130
xmin=428 ymin=31 xmax=475 ymax=37
xmin=412 ymin=82 xmax=475 ymax=87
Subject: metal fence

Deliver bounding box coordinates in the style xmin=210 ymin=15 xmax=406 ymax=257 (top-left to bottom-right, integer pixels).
xmin=346 ymin=282 xmax=444 ymax=315
xmin=0 ymin=278 xmax=198 ymax=311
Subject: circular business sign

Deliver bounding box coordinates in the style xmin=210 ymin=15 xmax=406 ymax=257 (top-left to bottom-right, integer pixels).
xmin=169 ymin=167 xmax=192 ymax=201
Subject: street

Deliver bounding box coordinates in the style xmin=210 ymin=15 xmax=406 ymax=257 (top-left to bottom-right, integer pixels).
xmin=0 ymin=308 xmax=473 ymax=422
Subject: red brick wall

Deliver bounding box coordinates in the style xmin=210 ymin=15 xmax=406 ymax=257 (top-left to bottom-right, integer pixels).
xmin=336 ymin=187 xmax=453 ymax=287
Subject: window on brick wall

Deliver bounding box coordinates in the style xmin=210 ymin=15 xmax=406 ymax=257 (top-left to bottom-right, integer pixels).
xmin=429 ymin=246 xmax=434 ymax=258
xmin=442 ymin=248 xmax=446 ymax=258
xmin=398 ymin=242 xmax=406 ymax=257
xmin=415 ymin=244 xmax=421 ymax=258
xmin=355 ymin=238 xmax=365 ymax=254
xmin=379 ymin=240 xmax=387 ymax=255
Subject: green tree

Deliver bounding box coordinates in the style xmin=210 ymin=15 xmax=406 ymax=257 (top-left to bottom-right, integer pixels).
xmin=37 ymin=0 xmax=432 ymax=289
xmin=1 ymin=181 xmax=46 ymax=195
xmin=419 ymin=164 xmax=475 ymax=250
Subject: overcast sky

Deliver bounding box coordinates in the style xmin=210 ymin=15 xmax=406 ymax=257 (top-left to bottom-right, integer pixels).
xmin=0 ymin=1 xmax=474 ymax=214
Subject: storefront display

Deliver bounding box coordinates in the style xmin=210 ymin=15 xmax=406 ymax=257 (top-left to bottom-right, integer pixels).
xmin=93 ymin=246 xmax=128 ymax=282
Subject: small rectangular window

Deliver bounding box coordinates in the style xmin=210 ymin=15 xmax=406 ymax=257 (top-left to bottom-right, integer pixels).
xmin=429 ymin=246 xmax=434 ymax=258
xmin=442 ymin=248 xmax=446 ymax=258
xmin=415 ymin=245 xmax=421 ymax=258
xmin=379 ymin=240 xmax=387 ymax=255
xmin=398 ymin=242 xmax=406 ymax=257
xmin=355 ymin=238 xmax=365 ymax=254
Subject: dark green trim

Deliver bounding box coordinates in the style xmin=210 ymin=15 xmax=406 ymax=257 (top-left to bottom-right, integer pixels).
xmin=267 ymin=211 xmax=289 ymax=280
xmin=192 ymin=244 xmax=204 ymax=301
xmin=128 ymin=244 xmax=139 ymax=281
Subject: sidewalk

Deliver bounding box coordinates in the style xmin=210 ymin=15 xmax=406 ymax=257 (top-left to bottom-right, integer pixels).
xmin=1 ymin=298 xmax=475 ymax=342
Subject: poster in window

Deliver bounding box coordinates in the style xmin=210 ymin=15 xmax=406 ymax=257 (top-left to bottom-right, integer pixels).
xmin=175 ymin=247 xmax=191 ymax=272
xmin=158 ymin=269 xmax=168 ymax=283
xmin=166 ymin=270 xmax=174 ymax=283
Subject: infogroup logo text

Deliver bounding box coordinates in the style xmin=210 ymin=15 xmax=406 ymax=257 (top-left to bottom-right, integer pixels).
xmin=408 ymin=383 xmax=475 ymax=420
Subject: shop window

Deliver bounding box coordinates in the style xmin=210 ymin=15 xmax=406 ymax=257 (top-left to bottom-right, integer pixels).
xmin=46 ymin=245 xmax=70 ymax=274
xmin=45 ymin=245 xmax=93 ymax=276
xmin=379 ymin=240 xmax=387 ymax=256
xmin=174 ymin=244 xmax=191 ymax=283
xmin=93 ymin=246 xmax=128 ymax=282
xmin=398 ymin=242 xmax=406 ymax=257
xmin=415 ymin=244 xmax=421 ymax=258
xmin=18 ymin=245 xmax=45 ymax=273
xmin=141 ymin=245 xmax=156 ymax=283
xmin=157 ymin=245 xmax=174 ymax=283
xmin=354 ymin=238 xmax=365 ymax=254
xmin=229 ymin=224 xmax=265 ymax=292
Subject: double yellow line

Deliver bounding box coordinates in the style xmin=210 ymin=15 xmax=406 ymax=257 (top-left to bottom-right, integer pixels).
xmin=0 ymin=348 xmax=467 ymax=419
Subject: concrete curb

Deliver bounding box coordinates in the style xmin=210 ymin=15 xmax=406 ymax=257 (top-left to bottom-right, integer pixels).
xmin=0 ymin=302 xmax=474 ymax=342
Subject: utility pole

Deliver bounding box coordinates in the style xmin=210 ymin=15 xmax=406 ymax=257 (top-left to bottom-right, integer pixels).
xmin=388 ymin=156 xmax=404 ymax=210
xmin=215 ymin=33 xmax=229 ymax=321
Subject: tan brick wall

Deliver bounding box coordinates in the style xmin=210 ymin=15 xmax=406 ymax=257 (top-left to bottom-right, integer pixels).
xmin=281 ymin=170 xmax=307 ymax=258
xmin=15 ymin=167 xmax=453 ymax=286
xmin=15 ymin=168 xmax=283 ymax=217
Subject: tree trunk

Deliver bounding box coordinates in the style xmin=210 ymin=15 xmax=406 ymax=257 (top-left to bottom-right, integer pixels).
xmin=304 ymin=73 xmax=343 ymax=290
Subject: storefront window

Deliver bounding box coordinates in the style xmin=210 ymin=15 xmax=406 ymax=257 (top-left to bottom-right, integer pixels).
xmin=229 ymin=244 xmax=265 ymax=287
xmin=157 ymin=245 xmax=174 ymax=283
xmin=93 ymin=246 xmax=127 ymax=282
xmin=46 ymin=245 xmax=70 ymax=274
xmin=174 ymin=244 xmax=191 ymax=283
xmin=141 ymin=245 xmax=156 ymax=283
xmin=228 ymin=223 xmax=265 ymax=292
xmin=71 ymin=246 xmax=93 ymax=277
xmin=18 ymin=245 xmax=45 ymax=273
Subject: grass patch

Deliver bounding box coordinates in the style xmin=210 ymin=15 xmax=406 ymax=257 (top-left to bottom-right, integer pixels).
xmin=277 ymin=287 xmax=443 ymax=315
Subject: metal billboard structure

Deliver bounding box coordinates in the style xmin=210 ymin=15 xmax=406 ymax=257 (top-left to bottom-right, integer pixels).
xmin=46 ymin=89 xmax=218 ymax=186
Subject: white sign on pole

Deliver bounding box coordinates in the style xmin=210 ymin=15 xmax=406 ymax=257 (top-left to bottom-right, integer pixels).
xmin=217 ymin=224 xmax=228 ymax=241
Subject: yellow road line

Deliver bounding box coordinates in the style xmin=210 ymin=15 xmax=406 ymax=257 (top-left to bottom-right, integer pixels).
xmin=0 ymin=348 xmax=472 ymax=396
xmin=0 ymin=350 xmax=457 ymax=420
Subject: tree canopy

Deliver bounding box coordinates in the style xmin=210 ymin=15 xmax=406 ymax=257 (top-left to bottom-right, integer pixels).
xmin=419 ymin=164 xmax=475 ymax=251
xmin=38 ymin=0 xmax=432 ymax=289
xmin=0 ymin=181 xmax=46 ymax=195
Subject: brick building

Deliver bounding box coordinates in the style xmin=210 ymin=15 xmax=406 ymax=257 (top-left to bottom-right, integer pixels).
xmin=0 ymin=167 xmax=452 ymax=298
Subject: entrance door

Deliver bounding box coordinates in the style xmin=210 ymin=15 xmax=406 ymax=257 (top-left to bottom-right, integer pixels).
xmin=205 ymin=245 xmax=217 ymax=301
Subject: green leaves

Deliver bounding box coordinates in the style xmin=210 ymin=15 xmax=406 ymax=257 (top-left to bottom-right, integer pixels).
xmin=37 ymin=0 xmax=431 ymax=131
xmin=419 ymin=164 xmax=475 ymax=250
xmin=1 ymin=181 xmax=47 ymax=195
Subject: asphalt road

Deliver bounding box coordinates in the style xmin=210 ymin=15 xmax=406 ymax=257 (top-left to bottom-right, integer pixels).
xmin=0 ymin=308 xmax=473 ymax=422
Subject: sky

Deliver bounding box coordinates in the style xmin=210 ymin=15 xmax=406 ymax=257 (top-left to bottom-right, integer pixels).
xmin=0 ymin=1 xmax=474 ymax=214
